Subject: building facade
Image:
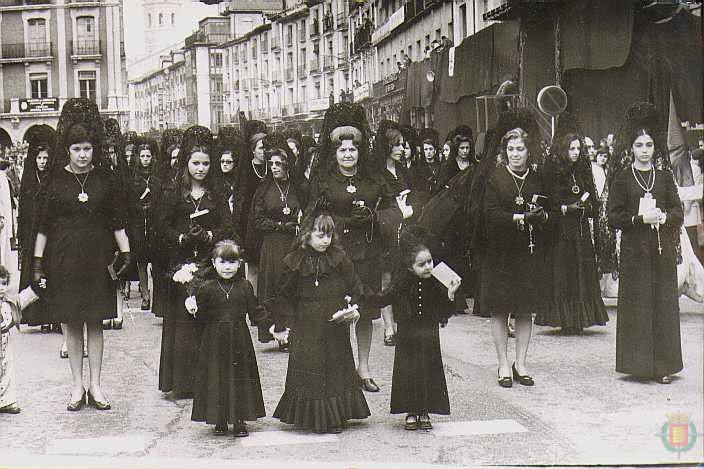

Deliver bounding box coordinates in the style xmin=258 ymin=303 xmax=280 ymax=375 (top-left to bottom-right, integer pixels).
xmin=0 ymin=0 xmax=128 ymax=147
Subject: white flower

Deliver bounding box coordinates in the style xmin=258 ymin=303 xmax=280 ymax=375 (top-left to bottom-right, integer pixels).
xmin=172 ymin=263 xmax=198 ymax=284
xmin=184 ymin=296 xmax=198 ymax=316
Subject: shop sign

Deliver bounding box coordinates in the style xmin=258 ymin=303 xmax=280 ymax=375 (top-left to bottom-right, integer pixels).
xmin=353 ymin=83 xmax=370 ymax=102
xmin=19 ymin=98 xmax=59 ymax=113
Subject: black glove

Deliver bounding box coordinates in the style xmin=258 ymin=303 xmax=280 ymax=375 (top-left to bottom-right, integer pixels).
xmin=31 ymin=256 xmax=47 ymax=292
xmin=524 ymin=207 xmax=547 ymax=225
xmin=114 ymin=252 xmax=133 ymax=280
xmin=348 ymin=205 xmax=372 ymax=227
xmin=284 ymin=221 xmax=299 ymax=234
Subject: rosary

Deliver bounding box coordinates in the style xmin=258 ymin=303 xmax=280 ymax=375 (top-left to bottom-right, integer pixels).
xmin=71 ymin=170 xmax=91 ymax=203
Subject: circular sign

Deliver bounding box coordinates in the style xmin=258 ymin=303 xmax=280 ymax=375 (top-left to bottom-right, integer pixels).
xmin=537 ymin=85 xmax=567 ymax=117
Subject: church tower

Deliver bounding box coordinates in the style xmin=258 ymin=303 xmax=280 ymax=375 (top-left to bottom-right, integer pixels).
xmin=142 ymin=0 xmax=188 ymax=57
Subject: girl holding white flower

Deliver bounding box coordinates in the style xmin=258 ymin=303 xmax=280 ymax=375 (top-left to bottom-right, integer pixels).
xmin=157 ymin=125 xmax=234 ymax=398
xmin=184 ymin=240 xmax=272 ymax=437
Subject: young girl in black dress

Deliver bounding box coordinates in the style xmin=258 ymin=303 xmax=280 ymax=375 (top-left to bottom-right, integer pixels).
xmin=266 ymin=212 xmax=370 ymax=434
xmin=369 ymin=226 xmax=461 ymax=431
xmin=185 ymin=240 xmax=274 ymax=437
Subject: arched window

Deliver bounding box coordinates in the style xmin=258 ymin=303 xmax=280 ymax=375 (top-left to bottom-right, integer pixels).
xmin=171 ymin=13 xmax=175 ymax=25
xmin=159 ymin=13 xmax=163 ymax=26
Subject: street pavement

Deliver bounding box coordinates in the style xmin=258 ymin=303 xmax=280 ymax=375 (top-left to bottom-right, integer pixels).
xmin=1 ymin=293 xmax=702 ymax=469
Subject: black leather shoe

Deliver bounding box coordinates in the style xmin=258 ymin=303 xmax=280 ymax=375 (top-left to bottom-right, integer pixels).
xmin=233 ymin=421 xmax=249 ymax=437
xmin=87 ymin=391 xmax=111 ymax=410
xmin=213 ymin=424 xmax=228 ymax=436
xmin=359 ymin=376 xmax=380 ymax=392
xmin=40 ymin=325 xmax=51 ymax=334
xmin=0 ymin=403 xmax=21 ymax=414
xmin=328 ymin=426 xmax=342 ymax=434
xmin=141 ymin=298 xmax=151 ymax=311
xmin=512 ymin=363 xmax=534 ymax=386
xmin=655 ymin=376 xmax=672 ymax=384
xmin=498 ymin=369 xmax=513 ymax=388
xmin=67 ymin=391 xmax=86 ymax=411
xmin=418 ymin=414 xmax=432 ymax=430
xmin=102 ymin=320 xmax=112 ymax=330
xmin=404 ymin=414 xmax=418 ymax=431
xmin=112 ymin=319 xmax=123 ymax=330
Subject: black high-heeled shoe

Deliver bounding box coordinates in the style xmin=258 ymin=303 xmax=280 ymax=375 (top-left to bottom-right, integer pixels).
xmin=233 ymin=421 xmax=249 ymax=437
xmin=87 ymin=390 xmax=111 ymax=410
xmin=67 ymin=390 xmax=86 ymax=412
xmin=498 ymin=369 xmax=512 ymax=388
xmin=512 ymin=363 xmax=534 ymax=386
xmin=213 ymin=424 xmax=228 ymax=436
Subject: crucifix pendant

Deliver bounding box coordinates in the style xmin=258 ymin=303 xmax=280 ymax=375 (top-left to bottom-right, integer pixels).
xmin=78 ymin=192 xmax=89 ymax=203
xmin=280 ymin=194 xmax=286 ymax=202
xmin=515 ymin=196 xmax=524 ymax=206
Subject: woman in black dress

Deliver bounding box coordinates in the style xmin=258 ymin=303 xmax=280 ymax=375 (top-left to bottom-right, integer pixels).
xmin=307 ymin=104 xmax=403 ymax=392
xmin=236 ymin=120 xmax=268 ymax=290
xmin=31 ymin=98 xmax=132 ymax=410
xmin=535 ymin=133 xmax=608 ymax=333
xmin=374 ymin=120 xmax=419 ymax=346
xmin=608 ymin=102 xmax=683 ymax=384
xmin=157 ymin=125 xmax=233 ymax=397
xmin=475 ymin=112 xmax=550 ymax=388
xmin=18 ymin=125 xmax=54 ymax=330
xmin=251 ymin=133 xmax=302 ymax=347
xmin=128 ymin=137 xmax=162 ymax=311
xmin=18 ymin=125 xmax=55 ymax=331
xmin=414 ymin=128 xmax=442 ymax=196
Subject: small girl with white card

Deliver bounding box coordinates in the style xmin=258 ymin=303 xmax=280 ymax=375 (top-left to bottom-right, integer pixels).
xmin=368 ymin=226 xmax=461 ymax=431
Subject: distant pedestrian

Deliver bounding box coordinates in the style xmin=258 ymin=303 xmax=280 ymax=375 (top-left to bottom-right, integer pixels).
xmin=186 ymin=240 xmax=273 ymax=437
xmin=368 ymin=226 xmax=460 ymax=431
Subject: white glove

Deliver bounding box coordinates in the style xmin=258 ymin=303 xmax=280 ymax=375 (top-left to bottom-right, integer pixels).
xmin=396 ymin=194 xmax=414 ymax=219
xmin=269 ymin=324 xmax=290 ymax=342
xmin=184 ymin=296 xmax=198 ymax=316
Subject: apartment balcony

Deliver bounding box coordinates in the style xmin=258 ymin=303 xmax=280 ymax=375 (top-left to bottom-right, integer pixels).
xmin=242 ymin=79 xmax=249 ymax=91
xmin=251 ymin=47 xmax=258 ymax=59
xmin=323 ymin=55 xmax=334 ymax=71
xmin=336 ymin=13 xmax=348 ymax=30
xmin=286 ymin=35 xmax=294 ymax=47
xmin=260 ymin=74 xmax=269 ymax=86
xmin=337 ymin=53 xmax=349 ymax=69
xmin=297 ymin=64 xmax=306 ymax=79
xmin=285 ymin=67 xmax=294 ymax=81
xmin=323 ymin=15 xmax=334 ymax=34
xmin=242 ymin=53 xmax=248 ymax=64
xmin=298 ymin=28 xmax=306 ymax=43
xmin=293 ymin=102 xmax=306 ymax=114
xmin=0 ymin=41 xmax=52 ymax=60
xmin=72 ymin=39 xmax=100 ymax=56
xmin=0 ymin=0 xmax=54 ymax=5
xmin=309 ymin=58 xmax=320 ymax=74
xmin=252 ymin=78 xmax=259 ymax=90
xmin=304 ymin=0 xmax=322 ymax=5
xmin=233 ymin=54 xmax=239 ymax=65
xmin=261 ymin=40 xmax=269 ymax=54
xmin=233 ymin=79 xmax=240 ymax=91
xmin=271 ymin=70 xmax=281 ymax=84
xmin=271 ymin=36 xmax=281 ymax=51
xmin=310 ymin=22 xmax=320 ymax=39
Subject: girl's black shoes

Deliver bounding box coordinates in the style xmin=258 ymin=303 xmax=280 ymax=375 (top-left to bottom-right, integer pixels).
xmin=418 ymin=414 xmax=432 ymax=430
xmin=498 ymin=369 xmax=513 ymax=388
xmin=404 ymin=414 xmax=418 ymax=430
xmin=512 ymin=363 xmax=534 ymax=386
xmin=655 ymin=375 xmax=672 ymax=384
xmin=358 ymin=375 xmax=380 ymax=392
xmin=213 ymin=424 xmax=228 ymax=436
xmin=233 ymin=421 xmax=249 ymax=437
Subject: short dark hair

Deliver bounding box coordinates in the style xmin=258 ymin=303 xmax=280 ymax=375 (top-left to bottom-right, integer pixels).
xmin=211 ymin=239 xmax=242 ymax=262
xmin=298 ymin=214 xmax=336 ymax=249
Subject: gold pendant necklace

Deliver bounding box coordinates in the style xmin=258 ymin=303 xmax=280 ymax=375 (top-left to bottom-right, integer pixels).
xmin=70 ymin=168 xmax=91 ymax=203
xmin=217 ymin=280 xmax=235 ymax=299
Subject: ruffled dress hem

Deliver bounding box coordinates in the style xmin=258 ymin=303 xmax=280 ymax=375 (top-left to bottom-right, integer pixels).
xmin=273 ymin=388 xmax=371 ymax=432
